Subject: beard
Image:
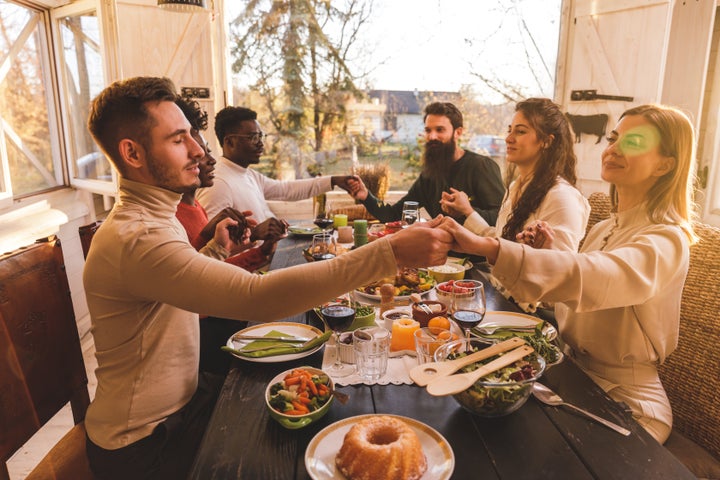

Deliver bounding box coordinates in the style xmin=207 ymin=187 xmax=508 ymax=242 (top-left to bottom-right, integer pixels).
xmin=146 ymin=154 xmax=200 ymax=194
xmin=422 ymin=138 xmax=457 ymax=180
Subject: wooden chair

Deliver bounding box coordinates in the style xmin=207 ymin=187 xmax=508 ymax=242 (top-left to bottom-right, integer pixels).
xmin=78 ymin=221 xmax=103 ymax=260
xmin=659 ymin=222 xmax=720 ymax=478
xmin=0 ymin=236 xmax=94 ymax=480
xmin=580 ymin=191 xmax=612 ymax=248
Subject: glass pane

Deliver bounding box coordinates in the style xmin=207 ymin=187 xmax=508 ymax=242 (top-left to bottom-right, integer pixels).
xmin=0 ymin=1 xmax=59 ymax=196
xmin=58 ymin=11 xmax=110 ymax=181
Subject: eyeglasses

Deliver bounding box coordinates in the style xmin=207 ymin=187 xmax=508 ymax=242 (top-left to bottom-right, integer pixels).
xmin=225 ymin=132 xmax=267 ymax=144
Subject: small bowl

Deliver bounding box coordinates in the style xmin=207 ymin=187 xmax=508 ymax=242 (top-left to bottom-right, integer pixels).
xmin=434 ymin=338 xmax=546 ymax=417
xmin=265 ymin=366 xmax=334 ymax=429
xmin=381 ymin=307 xmax=412 ymax=331
xmin=411 ymin=300 xmax=448 ymax=327
xmin=435 ymin=280 xmax=477 ymax=309
xmin=347 ymin=305 xmax=376 ymax=331
xmin=427 ymin=263 xmax=466 ymax=283
xmin=336 ymin=332 xmax=355 ymax=363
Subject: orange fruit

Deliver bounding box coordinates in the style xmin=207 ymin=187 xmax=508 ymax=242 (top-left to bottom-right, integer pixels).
xmin=427 ymin=316 xmax=451 ymax=334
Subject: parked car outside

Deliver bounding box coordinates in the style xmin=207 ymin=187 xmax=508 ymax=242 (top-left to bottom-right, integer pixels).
xmin=467 ymin=135 xmax=506 ymax=159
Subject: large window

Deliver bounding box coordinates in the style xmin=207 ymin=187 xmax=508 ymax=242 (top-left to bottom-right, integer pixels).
xmin=0 ymin=0 xmax=61 ymax=202
xmin=0 ymin=0 xmax=111 ymax=209
xmin=56 ymin=6 xmax=111 ymax=184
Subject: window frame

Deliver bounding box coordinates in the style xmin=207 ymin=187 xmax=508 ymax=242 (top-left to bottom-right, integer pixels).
xmin=50 ymin=0 xmax=117 ymax=197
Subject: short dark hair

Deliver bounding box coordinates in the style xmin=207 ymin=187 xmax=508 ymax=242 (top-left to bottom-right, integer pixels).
xmin=87 ymin=76 xmax=177 ymax=176
xmin=175 ymin=96 xmax=208 ymax=132
xmin=214 ymin=106 xmax=258 ymax=144
xmin=423 ymin=102 xmax=463 ymax=130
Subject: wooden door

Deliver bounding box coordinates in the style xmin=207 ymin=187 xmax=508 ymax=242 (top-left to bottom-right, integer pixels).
xmin=696 ymin=7 xmax=720 ymax=226
xmin=110 ymin=0 xmax=225 ymax=154
xmin=555 ymin=0 xmax=673 ymax=195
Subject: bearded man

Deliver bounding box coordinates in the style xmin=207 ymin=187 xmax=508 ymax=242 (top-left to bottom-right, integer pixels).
xmin=348 ymin=102 xmax=504 ymax=225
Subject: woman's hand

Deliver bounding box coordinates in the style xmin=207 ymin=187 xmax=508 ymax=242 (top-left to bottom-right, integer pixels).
xmin=440 ymin=188 xmax=474 ymax=217
xmin=437 ymin=216 xmax=500 ymax=264
xmin=516 ymin=221 xmax=554 ymax=249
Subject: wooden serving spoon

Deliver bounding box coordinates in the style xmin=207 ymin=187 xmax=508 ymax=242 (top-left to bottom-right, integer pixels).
xmin=409 ymin=336 xmax=525 ymax=386
xmin=426 ymin=344 xmax=535 ymax=396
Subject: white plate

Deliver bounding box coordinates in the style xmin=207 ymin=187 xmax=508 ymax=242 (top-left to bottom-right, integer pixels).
xmin=354 ymin=287 xmax=433 ymax=303
xmin=471 ymin=311 xmax=557 ymax=340
xmin=288 ymin=223 xmax=324 ymax=237
xmin=226 ymin=322 xmax=324 ymax=363
xmin=305 ymin=414 xmax=454 ymax=480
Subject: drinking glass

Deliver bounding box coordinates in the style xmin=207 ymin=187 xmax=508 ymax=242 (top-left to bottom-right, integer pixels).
xmin=312 ymin=199 xmax=333 ymax=232
xmin=353 ymin=326 xmax=390 ymax=382
xmin=311 ymin=233 xmax=336 ymax=261
xmin=321 ymin=304 xmax=356 ymax=377
xmin=450 ymin=280 xmax=486 ymax=347
xmin=402 ymin=201 xmax=420 ymax=226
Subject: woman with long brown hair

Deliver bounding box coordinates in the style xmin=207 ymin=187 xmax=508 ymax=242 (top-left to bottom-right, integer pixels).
xmin=441 ymin=98 xmax=589 ymax=311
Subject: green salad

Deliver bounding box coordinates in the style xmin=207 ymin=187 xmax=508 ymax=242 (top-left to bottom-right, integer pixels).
xmin=473 ymin=320 xmax=562 ymax=365
xmin=446 ymin=347 xmax=544 ymax=417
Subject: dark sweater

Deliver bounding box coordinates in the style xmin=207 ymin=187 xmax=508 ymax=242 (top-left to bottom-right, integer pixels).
xmin=362 ymin=150 xmax=505 ymax=225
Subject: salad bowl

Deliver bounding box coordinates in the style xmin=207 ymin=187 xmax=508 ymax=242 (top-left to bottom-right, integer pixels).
xmin=433 ymin=338 xmax=545 ymax=417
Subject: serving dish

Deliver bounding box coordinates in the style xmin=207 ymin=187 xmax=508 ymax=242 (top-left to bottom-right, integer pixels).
xmin=355 ymin=269 xmax=435 ymax=302
xmin=305 ymin=414 xmax=454 ymax=479
xmin=434 ymin=338 xmax=546 ymax=417
xmin=266 ymin=366 xmax=334 ymax=429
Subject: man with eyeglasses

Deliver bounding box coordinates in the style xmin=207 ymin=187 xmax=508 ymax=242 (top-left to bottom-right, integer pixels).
xmin=347 ymin=102 xmax=505 ymax=226
xmin=197 ymin=106 xmax=357 ymax=222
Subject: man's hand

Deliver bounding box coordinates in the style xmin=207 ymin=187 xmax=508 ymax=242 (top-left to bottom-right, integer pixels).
xmin=516 ymin=221 xmax=554 ymax=249
xmin=331 ymin=175 xmax=361 ymax=194
xmin=345 ymin=176 xmax=369 ymax=201
xmin=440 ymin=187 xmax=474 ymax=217
xmin=211 ymin=217 xmax=252 ymax=253
xmin=199 ymin=208 xmax=253 ymax=244
xmin=386 ymin=216 xmax=453 ymax=267
xmin=250 ymin=217 xmax=288 ymax=242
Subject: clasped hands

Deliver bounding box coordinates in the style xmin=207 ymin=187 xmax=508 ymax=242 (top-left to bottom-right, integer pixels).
xmin=199 ymin=208 xmax=288 ymax=255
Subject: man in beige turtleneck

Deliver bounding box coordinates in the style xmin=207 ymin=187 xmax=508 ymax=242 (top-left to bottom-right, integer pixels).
xmin=83 ymin=76 xmax=453 ymax=479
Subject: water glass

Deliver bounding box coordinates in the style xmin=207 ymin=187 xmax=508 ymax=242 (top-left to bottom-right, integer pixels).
xmin=352 ymin=326 xmax=390 ymax=382
xmin=414 ymin=327 xmax=451 ymax=365
xmin=402 ymin=201 xmax=420 ymax=225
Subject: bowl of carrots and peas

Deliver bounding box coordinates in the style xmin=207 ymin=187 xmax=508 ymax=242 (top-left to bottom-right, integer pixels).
xmin=265 ymin=366 xmax=335 ymax=429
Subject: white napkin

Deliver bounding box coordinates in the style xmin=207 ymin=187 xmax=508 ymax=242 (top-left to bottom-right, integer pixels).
xmin=321 ymin=342 xmax=417 ymax=386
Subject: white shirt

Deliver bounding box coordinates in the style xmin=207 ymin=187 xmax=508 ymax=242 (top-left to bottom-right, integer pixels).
xmin=464 ymin=177 xmax=590 ymax=311
xmin=196 ymin=156 xmax=334 ymax=221
xmin=491 ymin=203 xmax=690 ymax=434
xmin=464 ymin=177 xmax=590 ymax=252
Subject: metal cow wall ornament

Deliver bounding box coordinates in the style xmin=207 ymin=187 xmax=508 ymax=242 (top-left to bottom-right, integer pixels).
xmin=565 ymin=113 xmax=609 ymax=144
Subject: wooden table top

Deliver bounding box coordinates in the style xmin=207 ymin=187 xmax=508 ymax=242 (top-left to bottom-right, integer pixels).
xmin=190 ymin=233 xmax=694 ymax=480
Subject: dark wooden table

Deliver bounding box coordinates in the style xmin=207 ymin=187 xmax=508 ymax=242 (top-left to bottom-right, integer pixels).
xmin=190 ymin=234 xmax=694 ymax=479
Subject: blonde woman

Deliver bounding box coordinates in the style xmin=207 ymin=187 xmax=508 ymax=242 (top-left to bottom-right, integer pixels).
xmin=440 ymin=104 xmax=696 ymax=443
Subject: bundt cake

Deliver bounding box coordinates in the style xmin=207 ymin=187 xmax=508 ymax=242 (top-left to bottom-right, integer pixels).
xmin=335 ymin=415 xmax=427 ymax=480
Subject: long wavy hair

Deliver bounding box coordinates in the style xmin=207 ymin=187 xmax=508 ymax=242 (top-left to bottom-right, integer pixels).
xmin=501 ymin=98 xmax=578 ymax=240
xmin=609 ymin=104 xmax=697 ymax=242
